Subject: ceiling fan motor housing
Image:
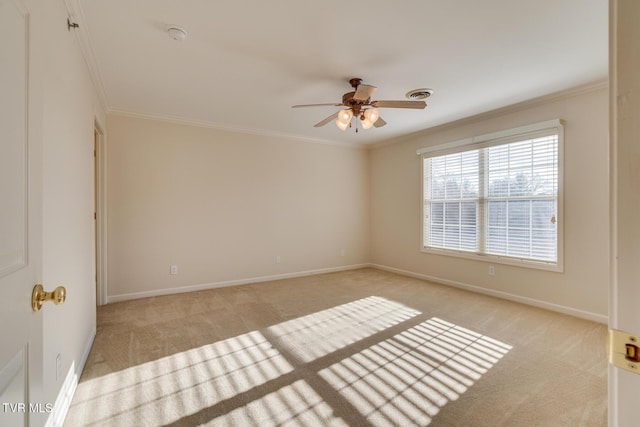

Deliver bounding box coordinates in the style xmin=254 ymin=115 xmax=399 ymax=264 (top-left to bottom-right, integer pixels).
xmin=342 ymin=91 xmax=367 ymax=115
xmin=349 ymin=77 xmax=363 ymax=88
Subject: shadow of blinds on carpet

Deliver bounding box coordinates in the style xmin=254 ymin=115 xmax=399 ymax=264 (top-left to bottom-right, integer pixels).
xmin=68 ymin=296 xmax=511 ymax=426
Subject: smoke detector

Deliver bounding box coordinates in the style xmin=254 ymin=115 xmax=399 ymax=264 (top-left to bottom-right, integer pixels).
xmin=406 ymin=88 xmax=434 ymax=100
xmin=167 ymin=26 xmax=188 ymax=41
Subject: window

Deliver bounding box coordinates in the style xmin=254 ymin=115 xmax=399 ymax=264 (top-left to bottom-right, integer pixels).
xmin=419 ymin=120 xmax=563 ymax=270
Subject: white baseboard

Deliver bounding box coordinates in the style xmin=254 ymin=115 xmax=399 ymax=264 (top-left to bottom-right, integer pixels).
xmin=45 ymin=327 xmax=96 ymax=427
xmin=108 ymin=262 xmax=608 ymax=324
xmin=107 ymin=263 xmax=370 ymax=304
xmin=40 ymin=262 xmax=605 ymax=427
xmin=370 ymin=263 xmax=608 ymax=324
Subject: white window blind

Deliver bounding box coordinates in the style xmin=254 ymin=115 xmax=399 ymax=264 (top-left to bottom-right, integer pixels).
xmin=424 ymin=149 xmax=480 ymax=252
xmin=421 ymin=121 xmax=561 ymax=269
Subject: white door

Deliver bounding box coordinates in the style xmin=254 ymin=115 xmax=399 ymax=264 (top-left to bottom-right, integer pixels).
xmin=0 ymin=0 xmax=45 ymax=426
xmin=609 ymin=1 xmax=640 ymax=425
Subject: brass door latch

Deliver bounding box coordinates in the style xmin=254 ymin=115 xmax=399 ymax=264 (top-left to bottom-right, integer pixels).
xmin=608 ymin=329 xmax=640 ymax=374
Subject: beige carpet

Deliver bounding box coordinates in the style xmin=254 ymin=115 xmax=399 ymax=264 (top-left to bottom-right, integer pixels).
xmin=64 ymin=268 xmax=607 ymax=426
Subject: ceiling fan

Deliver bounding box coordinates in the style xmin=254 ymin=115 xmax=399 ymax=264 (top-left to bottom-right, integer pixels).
xmin=292 ymin=78 xmax=431 ymax=132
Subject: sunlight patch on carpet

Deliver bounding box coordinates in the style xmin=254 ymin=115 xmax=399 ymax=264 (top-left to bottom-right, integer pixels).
xmin=318 ymin=317 xmax=512 ymax=426
xmin=266 ymin=296 xmax=421 ymax=362
xmin=215 ymin=380 xmax=341 ymax=426
xmin=69 ymin=298 xmax=511 ymax=426
xmin=71 ymin=330 xmax=294 ymax=425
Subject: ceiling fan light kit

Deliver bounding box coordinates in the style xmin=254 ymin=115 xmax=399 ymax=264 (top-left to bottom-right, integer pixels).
xmin=336 ymin=118 xmax=349 ymax=131
xmin=363 ymin=108 xmax=379 ymax=123
xmin=293 ymin=78 xmax=430 ymax=133
xmin=360 ymin=109 xmax=378 ymax=130
xmin=338 ymin=109 xmax=353 ymax=123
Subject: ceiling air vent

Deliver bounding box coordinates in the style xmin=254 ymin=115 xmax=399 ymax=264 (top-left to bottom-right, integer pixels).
xmin=405 ymin=88 xmax=434 ymax=100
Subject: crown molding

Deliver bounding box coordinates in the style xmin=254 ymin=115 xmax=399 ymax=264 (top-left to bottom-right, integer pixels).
xmin=108 ymin=109 xmax=367 ymax=149
xmin=61 ymin=1 xmax=362 ymax=149
xmin=369 ymin=79 xmax=609 ymax=149
xmin=61 ymin=1 xmax=607 ymax=151
xmin=64 ymin=0 xmax=110 ymax=111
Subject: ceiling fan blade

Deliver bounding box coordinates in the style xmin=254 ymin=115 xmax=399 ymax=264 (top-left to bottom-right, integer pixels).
xmin=374 ymin=117 xmax=387 ymax=128
xmin=313 ymin=112 xmax=339 ymax=127
xmin=353 ymin=84 xmax=377 ymax=101
xmin=371 ymin=100 xmax=427 ymax=109
xmin=292 ymin=103 xmax=342 ymax=108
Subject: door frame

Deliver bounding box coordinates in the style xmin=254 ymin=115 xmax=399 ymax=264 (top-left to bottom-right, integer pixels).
xmin=94 ymin=119 xmax=107 ymax=306
xmin=608 ymin=0 xmax=640 ymax=425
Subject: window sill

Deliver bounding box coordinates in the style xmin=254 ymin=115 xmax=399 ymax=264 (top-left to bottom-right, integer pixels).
xmin=420 ymin=247 xmax=563 ymax=273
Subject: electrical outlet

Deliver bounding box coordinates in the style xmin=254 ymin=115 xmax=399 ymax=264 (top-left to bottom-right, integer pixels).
xmin=275 ymin=256 xmax=281 ymax=264
xmin=488 ymin=265 xmax=495 ymax=276
xmin=56 ymin=353 xmax=62 ymax=381
xmin=170 ymin=265 xmax=178 ymax=275
xmin=340 ymin=248 xmax=345 ymax=257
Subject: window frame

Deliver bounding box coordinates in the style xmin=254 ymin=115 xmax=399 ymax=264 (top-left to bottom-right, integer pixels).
xmin=418 ymin=119 xmax=564 ymax=272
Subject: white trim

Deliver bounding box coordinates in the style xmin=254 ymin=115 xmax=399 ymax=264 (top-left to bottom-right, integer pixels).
xmin=44 ymin=363 xmax=75 ymax=427
xmin=108 ymin=110 xmax=366 ymax=150
xmin=419 ymin=247 xmax=563 ymax=272
xmin=419 ymin=122 xmax=564 ymax=272
xmin=416 ymin=119 xmax=563 ymax=156
xmin=107 ymin=264 xmax=369 ymax=303
xmin=94 ymin=120 xmax=107 ymax=306
xmin=370 ymin=80 xmax=607 ymax=150
xmin=370 ymin=263 xmax=608 ymax=324
xmin=65 ymin=0 xmax=362 ymax=150
xmin=64 ymin=0 xmax=109 ymax=110
xmin=44 ymin=327 xmax=96 ymax=427
xmin=608 ymin=2 xmax=619 ymax=426
xmin=106 ymin=262 xmax=608 ymax=324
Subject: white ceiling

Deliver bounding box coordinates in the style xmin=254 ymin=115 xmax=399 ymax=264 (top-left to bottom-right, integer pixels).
xmin=69 ymin=0 xmax=608 ymax=145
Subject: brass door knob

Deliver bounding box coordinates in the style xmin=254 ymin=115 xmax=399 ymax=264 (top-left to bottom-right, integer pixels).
xmin=31 ymin=284 xmax=66 ymax=312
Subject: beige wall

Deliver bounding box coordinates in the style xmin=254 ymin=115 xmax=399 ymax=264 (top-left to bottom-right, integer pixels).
xmin=106 ymin=87 xmax=608 ymax=320
xmin=106 ymin=115 xmax=371 ymax=299
xmin=41 ymin=0 xmax=105 ymax=418
xmin=26 ymin=2 xmax=610 ymax=422
xmin=370 ymin=86 xmax=609 ymax=320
